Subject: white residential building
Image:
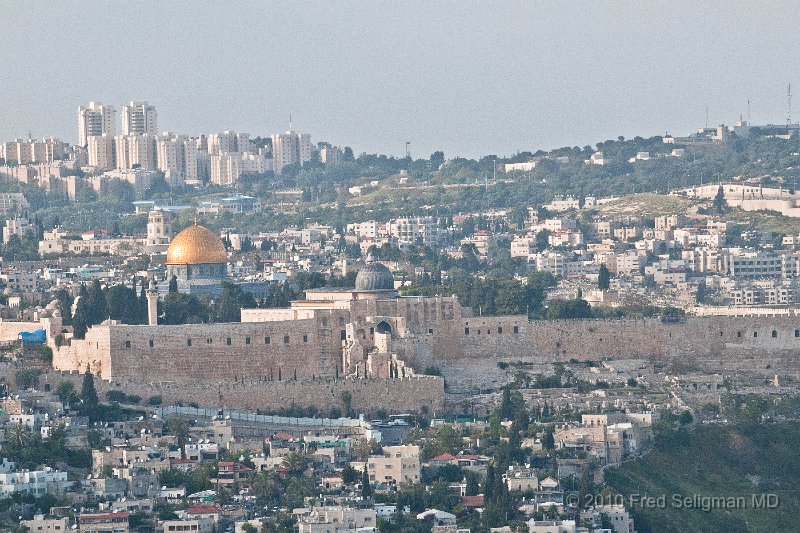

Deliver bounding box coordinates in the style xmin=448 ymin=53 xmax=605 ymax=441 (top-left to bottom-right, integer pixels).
xmin=87 ymin=134 xmax=115 ymax=169
xmin=297 ymin=506 xmax=377 ymax=533
xmin=271 ymin=131 xmax=311 ymax=175
xmin=158 ymin=133 xmax=199 ymax=184
xmin=115 ymin=134 xmax=158 ymax=170
xmin=0 ymin=461 xmax=67 ymax=497
xmin=78 ymin=102 xmax=116 ymax=147
xmin=3 ymin=217 xmax=30 ymax=244
xmin=366 ymin=444 xmax=420 ymax=484
xmin=207 ymin=131 xmax=252 ymax=155
xmin=387 ymin=216 xmax=443 ymax=247
xmin=121 ymin=100 xmax=158 ymax=135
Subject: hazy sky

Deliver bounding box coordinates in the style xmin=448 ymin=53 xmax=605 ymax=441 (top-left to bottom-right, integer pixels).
xmin=2 ymin=1 xmax=799 ymax=158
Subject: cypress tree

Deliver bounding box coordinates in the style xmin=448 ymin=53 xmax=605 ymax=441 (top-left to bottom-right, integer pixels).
xmin=81 ymin=367 xmax=99 ymax=420
xmin=361 ymin=468 xmax=373 ymax=499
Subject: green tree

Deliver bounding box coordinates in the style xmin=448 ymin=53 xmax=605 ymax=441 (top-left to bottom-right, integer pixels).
xmin=546 ymin=298 xmax=592 ymax=319
xmin=282 ymin=452 xmax=307 ymax=477
xmin=341 ymin=464 xmax=358 ymax=484
xmin=162 ymin=293 xmax=210 ymax=324
xmin=216 ymin=281 xmax=257 ymax=322
xmin=80 ymin=368 xmax=99 ymax=420
xmin=168 ymin=275 xmax=178 ymax=293
xmin=361 ymin=468 xmax=373 ymax=499
xmin=57 ymin=381 xmax=77 ymax=406
xmin=598 ymin=264 xmax=611 ymax=291
xmin=340 ymin=391 xmax=353 ymax=417
xmin=543 ymin=429 xmax=555 ymax=450
xmin=87 ymin=280 xmax=108 ymax=323
xmin=712 ymin=184 xmax=727 ymax=214
xmin=54 ymin=288 xmax=73 ymax=325
xmin=535 ymin=229 xmax=551 ymax=251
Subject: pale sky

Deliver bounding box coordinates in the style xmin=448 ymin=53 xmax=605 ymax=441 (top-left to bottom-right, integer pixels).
xmin=1 ymin=1 xmax=799 ymax=158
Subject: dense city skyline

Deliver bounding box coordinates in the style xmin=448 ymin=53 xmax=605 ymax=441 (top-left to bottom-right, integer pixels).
xmin=2 ymin=1 xmax=800 ymax=158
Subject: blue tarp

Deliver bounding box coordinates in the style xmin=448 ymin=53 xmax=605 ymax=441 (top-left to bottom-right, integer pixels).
xmin=19 ymin=329 xmax=46 ymax=344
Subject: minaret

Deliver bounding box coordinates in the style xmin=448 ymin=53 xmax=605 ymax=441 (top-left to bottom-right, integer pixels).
xmin=146 ymin=278 xmax=158 ymax=326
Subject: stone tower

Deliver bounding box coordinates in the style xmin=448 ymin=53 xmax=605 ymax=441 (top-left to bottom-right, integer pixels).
xmin=146 ymin=208 xmax=172 ymax=248
xmin=146 ymin=278 xmax=158 ymax=326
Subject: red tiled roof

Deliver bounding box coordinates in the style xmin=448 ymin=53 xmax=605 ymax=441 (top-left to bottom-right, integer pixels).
xmin=272 ymin=432 xmax=295 ymax=440
xmin=463 ymin=495 xmax=485 ymax=508
xmin=431 ymin=453 xmax=457 ymax=462
xmin=187 ymin=504 xmax=221 ymax=515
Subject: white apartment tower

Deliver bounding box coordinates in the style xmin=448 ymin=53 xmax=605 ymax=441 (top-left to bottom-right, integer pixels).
xmin=271 ymin=131 xmax=311 ymax=175
xmin=207 ymin=131 xmax=252 ymax=155
xmin=121 ymin=101 xmax=158 ymax=136
xmin=209 ymin=153 xmax=241 ymax=186
xmin=87 ymin=134 xmax=115 ymax=169
xmin=77 ymin=102 xmax=116 ymax=147
xmin=157 ymin=134 xmax=198 ymax=185
xmin=115 ymin=134 xmax=158 ymax=170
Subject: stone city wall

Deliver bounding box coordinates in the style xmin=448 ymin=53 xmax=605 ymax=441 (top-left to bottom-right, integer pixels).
xmin=52 ymin=318 xmax=342 ymax=381
xmin=3 ymin=364 xmax=443 ymax=414
xmin=420 ymin=315 xmax=800 ymax=367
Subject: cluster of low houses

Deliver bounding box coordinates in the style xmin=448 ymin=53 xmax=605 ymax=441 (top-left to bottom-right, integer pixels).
xmin=2 ymin=385 xmax=643 ymax=533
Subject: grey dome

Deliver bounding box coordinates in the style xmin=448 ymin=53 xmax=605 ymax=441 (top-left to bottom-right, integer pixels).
xmin=355 ymin=263 xmax=394 ymax=291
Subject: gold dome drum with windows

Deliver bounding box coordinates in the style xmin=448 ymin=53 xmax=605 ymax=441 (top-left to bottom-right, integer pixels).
xmin=166 ymin=224 xmax=228 ymax=281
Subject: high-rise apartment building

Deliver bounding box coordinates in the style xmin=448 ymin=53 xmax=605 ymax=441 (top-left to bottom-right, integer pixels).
xmin=115 ymin=134 xmax=158 ymax=170
xmin=207 ymin=131 xmax=252 ymax=155
xmin=87 ymin=134 xmax=115 ymax=169
xmin=121 ymin=101 xmax=158 ymax=136
xmin=157 ymin=133 xmax=198 ymax=185
xmin=319 ymin=145 xmax=343 ymax=165
xmin=209 ymin=153 xmax=241 ymax=186
xmin=271 ymin=131 xmax=311 ymax=175
xmin=77 ymin=102 xmax=116 ymax=147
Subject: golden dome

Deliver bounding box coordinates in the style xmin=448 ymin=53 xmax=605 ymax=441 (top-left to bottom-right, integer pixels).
xmin=166 ymin=224 xmax=228 ymax=265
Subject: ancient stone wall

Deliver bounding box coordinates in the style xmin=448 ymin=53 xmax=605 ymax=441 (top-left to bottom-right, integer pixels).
xmin=2 ymin=364 xmax=443 ymax=414
xmin=50 ymin=297 xmax=800 ymax=393
xmin=52 ymin=318 xmax=342 ymax=381
xmin=421 ymin=315 xmax=800 ymax=367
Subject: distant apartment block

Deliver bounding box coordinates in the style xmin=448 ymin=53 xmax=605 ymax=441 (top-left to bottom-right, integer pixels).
xmin=1 ymin=138 xmax=67 ymax=164
xmin=77 ymin=101 xmax=116 ymax=147
xmin=207 ymin=131 xmax=252 ymax=155
xmin=158 ymin=134 xmax=198 ymax=184
xmin=121 ymin=101 xmax=158 ymax=136
xmin=115 ymin=134 xmax=158 ymax=171
xmin=271 ymin=131 xmax=311 ymax=175
xmin=87 ymin=134 xmax=115 ymax=169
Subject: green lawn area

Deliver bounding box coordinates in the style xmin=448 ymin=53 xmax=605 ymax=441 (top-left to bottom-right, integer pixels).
xmin=595 ymin=193 xmax=699 ymax=217
xmin=605 ymin=422 xmax=800 ymax=533
xmin=723 ymin=209 xmax=800 ymax=235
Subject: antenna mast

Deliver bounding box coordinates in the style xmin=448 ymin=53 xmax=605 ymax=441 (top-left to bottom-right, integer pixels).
xmin=788 ymin=84 xmax=792 ymax=128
